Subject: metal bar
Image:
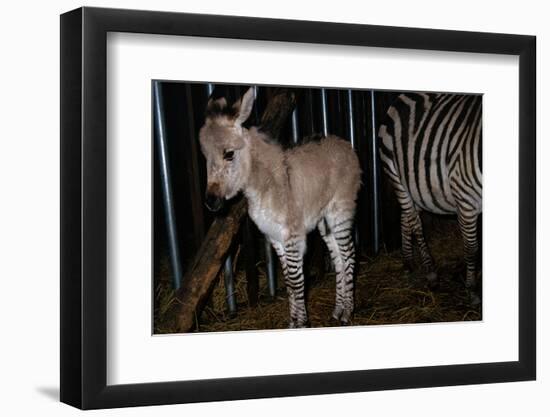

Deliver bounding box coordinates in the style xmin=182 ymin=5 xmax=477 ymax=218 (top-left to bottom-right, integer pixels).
xmin=370 ymin=90 xmax=381 ymax=254
xmin=346 ymin=90 xmax=356 ymax=148
xmin=336 ymin=90 xmax=343 ymax=137
xmin=252 ymin=86 xmax=258 ymax=118
xmin=346 ymin=89 xmax=360 ymax=248
xmin=224 ymin=256 xmax=237 ymax=315
xmin=265 ymin=239 xmax=277 ymax=297
xmin=206 ymin=83 xmax=214 ymax=96
xmin=253 ymin=86 xmax=277 ymax=297
xmin=184 ymin=85 xmax=205 ymax=246
xmin=244 ymin=217 xmax=259 ymax=306
xmin=320 ymin=88 xmax=329 ymax=137
xmin=254 ymin=85 xmax=278 ymax=297
xmin=252 ymin=85 xmax=259 ymax=121
xmin=153 ymin=81 xmax=183 ymax=290
xmin=306 ymin=89 xmax=315 ymax=135
xmin=246 ymin=86 xmax=261 ymax=305
xmin=291 ymin=108 xmax=300 ymax=144
xmin=206 ymin=82 xmax=238 ymax=311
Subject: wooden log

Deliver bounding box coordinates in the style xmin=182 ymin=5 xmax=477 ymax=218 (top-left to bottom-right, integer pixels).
xmin=259 ymin=88 xmax=299 ymax=140
xmin=244 ymin=217 xmax=259 ymax=307
xmin=175 ymin=198 xmax=247 ymax=332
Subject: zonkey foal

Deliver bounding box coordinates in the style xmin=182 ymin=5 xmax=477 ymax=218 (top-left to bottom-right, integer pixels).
xmin=199 ymin=88 xmax=361 ymax=328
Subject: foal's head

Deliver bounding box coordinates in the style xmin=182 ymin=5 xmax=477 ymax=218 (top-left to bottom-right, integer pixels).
xmin=199 ymin=88 xmax=255 ymax=212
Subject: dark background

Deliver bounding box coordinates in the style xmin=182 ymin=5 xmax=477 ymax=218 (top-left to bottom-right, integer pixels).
xmin=153 ymin=82 xmax=481 ymax=332
xmin=154 ymin=82 xmax=401 ymax=273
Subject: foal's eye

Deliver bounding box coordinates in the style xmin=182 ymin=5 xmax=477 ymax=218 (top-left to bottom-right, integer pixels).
xmin=223 ymin=150 xmax=235 ymax=161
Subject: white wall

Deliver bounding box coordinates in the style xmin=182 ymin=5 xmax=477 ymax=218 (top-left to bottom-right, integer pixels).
xmin=0 ymin=0 xmax=546 ymax=415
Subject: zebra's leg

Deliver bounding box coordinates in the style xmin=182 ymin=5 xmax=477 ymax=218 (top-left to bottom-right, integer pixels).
xmin=456 ymin=210 xmax=481 ymax=304
xmin=408 ymin=209 xmax=437 ymax=287
xmin=285 ymin=237 xmax=308 ymax=328
xmin=274 ymin=236 xmax=308 ymax=328
xmin=270 ymin=241 xmax=293 ymax=321
xmin=400 ymin=202 xmax=436 ymax=287
xmin=318 ymin=219 xmax=345 ymax=323
xmin=400 ymin=210 xmax=415 ymax=272
xmin=334 ymin=222 xmax=356 ymax=324
xmin=383 ymin=169 xmax=416 ymax=273
xmin=322 ymin=209 xmax=356 ymax=324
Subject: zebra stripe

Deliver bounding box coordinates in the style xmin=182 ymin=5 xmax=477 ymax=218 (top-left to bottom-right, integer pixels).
xmin=269 ymin=209 xmax=357 ymax=328
xmin=318 ymin=215 xmax=356 ymax=323
xmin=379 ymin=92 xmax=482 ymax=290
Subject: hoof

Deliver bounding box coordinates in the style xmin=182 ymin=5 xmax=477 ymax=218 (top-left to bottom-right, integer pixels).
xmin=426 ymin=272 xmax=439 ymax=289
xmin=332 ymin=305 xmax=344 ymax=322
xmin=289 ymin=320 xmax=309 ymax=329
xmin=468 ymin=291 xmax=481 ymax=306
xmin=341 ymin=309 xmax=353 ymax=325
xmin=332 ymin=305 xmax=353 ymax=325
xmin=330 ymin=316 xmax=351 ymax=327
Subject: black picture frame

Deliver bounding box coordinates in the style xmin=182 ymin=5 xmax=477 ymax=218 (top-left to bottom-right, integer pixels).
xmin=60 ymin=6 xmax=536 ymax=410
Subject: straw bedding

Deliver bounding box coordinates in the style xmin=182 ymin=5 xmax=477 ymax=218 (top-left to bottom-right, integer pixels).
xmin=154 ymin=215 xmax=481 ymax=334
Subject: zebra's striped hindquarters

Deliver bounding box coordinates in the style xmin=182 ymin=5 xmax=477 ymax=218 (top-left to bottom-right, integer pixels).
xmin=379 ymin=93 xmax=482 ymax=297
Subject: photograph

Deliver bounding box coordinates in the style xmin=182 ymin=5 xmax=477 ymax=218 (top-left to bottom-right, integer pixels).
xmin=56 ymin=3 xmax=538 ymax=412
xmin=153 ymin=82 xmax=483 ymax=334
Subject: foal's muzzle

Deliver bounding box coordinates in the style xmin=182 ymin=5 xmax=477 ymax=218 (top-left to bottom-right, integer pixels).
xmin=205 ymin=193 xmax=224 ymax=212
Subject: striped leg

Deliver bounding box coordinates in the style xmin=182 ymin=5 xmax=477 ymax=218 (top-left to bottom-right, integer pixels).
xmin=379 ymin=150 xmax=435 ymax=278
xmin=321 ymin=210 xmax=356 ymax=324
xmin=409 ymin=209 xmax=437 ymax=285
xmin=318 ymin=220 xmax=345 ymax=321
xmin=271 ymin=241 xmax=295 ymax=328
xmin=397 ymin=193 xmax=437 ymax=286
xmin=273 ymin=237 xmax=308 ymax=328
xmin=335 ymin=222 xmax=356 ymax=324
xmin=451 ymin=170 xmax=481 ymax=303
xmin=456 ymin=210 xmax=479 ymax=289
xmin=399 ymin=210 xmax=415 ymax=272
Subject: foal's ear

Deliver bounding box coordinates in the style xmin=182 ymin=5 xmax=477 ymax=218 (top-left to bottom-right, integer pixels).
xmin=205 ymin=97 xmax=228 ymax=117
xmin=234 ymin=87 xmax=255 ymax=126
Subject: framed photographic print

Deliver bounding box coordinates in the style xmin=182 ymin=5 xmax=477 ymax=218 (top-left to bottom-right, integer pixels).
xmin=60 ymin=6 xmax=536 ymax=410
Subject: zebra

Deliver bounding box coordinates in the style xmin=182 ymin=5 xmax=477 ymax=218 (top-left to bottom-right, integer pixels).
xmin=199 ymin=88 xmax=362 ymax=328
xmin=378 ymin=92 xmax=482 ymax=300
